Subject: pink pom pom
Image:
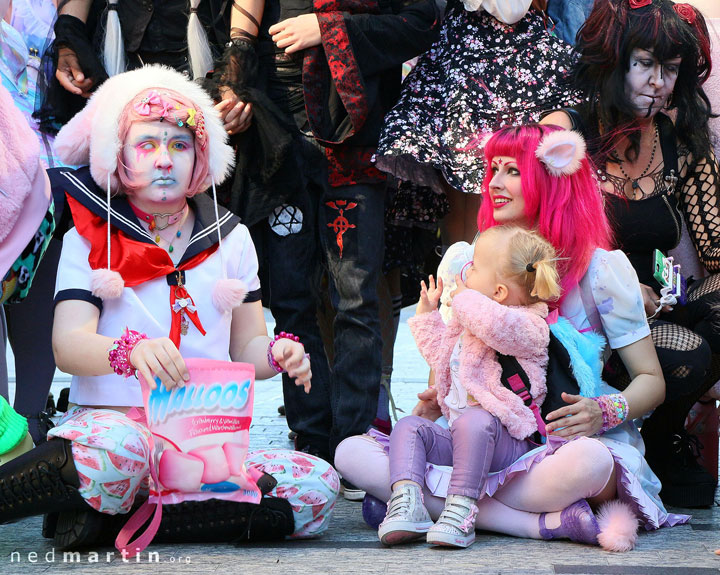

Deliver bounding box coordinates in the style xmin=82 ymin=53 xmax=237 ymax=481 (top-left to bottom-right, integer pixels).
xmin=90 ymin=268 xmax=124 ymax=299
xmin=212 ymin=278 xmax=247 ymax=312
xmin=596 ymin=500 xmax=638 ymax=552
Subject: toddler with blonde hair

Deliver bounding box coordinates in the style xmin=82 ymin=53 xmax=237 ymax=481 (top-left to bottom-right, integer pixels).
xmin=379 ymin=225 xmax=561 ymax=548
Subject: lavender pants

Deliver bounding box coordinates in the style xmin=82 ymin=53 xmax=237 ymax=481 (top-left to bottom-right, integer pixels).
xmin=389 ymin=410 xmax=534 ymax=500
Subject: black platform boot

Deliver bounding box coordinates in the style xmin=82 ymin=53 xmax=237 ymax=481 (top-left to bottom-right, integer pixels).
xmin=0 ymin=438 xmax=87 ymax=524
xmin=49 ymin=496 xmax=295 ymax=548
xmin=155 ymin=497 xmax=295 ymax=543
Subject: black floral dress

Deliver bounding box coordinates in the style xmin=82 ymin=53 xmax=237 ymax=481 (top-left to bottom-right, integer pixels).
xmin=375 ymin=0 xmax=582 ymax=195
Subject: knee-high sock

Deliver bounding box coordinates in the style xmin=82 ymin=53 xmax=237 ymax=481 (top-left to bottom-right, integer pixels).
xmin=6 ymin=240 xmax=61 ymax=418
xmin=335 ymin=435 xmax=614 ymax=539
xmin=491 ymin=439 xmax=615 ymax=513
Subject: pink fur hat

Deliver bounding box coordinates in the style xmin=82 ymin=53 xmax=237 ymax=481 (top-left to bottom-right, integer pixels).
xmin=54 ymin=66 xmax=245 ymax=312
xmin=54 ymin=65 xmax=234 ymax=192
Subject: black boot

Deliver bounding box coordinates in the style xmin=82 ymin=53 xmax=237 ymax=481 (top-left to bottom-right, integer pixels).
xmin=17 ymin=410 xmax=55 ymax=445
xmin=0 ymin=438 xmax=87 ymax=523
xmin=47 ymin=496 xmax=295 ymax=548
xmin=155 ymin=497 xmax=295 ymax=543
xmin=646 ymin=431 xmax=717 ymax=508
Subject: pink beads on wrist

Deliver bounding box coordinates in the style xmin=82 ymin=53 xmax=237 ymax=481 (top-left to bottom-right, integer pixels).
xmin=108 ymin=328 xmax=148 ymax=378
xmin=591 ymin=393 xmax=629 ymax=434
xmin=267 ymin=331 xmax=301 ymax=374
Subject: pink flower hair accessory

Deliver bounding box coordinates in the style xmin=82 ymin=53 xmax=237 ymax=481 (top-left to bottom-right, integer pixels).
xmin=673 ymin=3 xmax=696 ymax=25
xmin=628 ymin=0 xmax=651 ymax=9
xmin=535 ymin=130 xmax=587 ymax=177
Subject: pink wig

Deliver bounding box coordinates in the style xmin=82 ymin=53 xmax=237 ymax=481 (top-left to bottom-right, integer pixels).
xmin=116 ymin=88 xmax=210 ymax=198
xmin=477 ymin=124 xmax=612 ymax=298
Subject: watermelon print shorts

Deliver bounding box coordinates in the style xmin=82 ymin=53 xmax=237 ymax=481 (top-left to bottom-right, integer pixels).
xmin=48 ymin=407 xmax=152 ymax=515
xmin=48 ymin=407 xmax=339 ymax=537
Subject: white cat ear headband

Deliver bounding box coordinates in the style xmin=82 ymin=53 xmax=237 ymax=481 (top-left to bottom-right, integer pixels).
xmin=535 ymin=130 xmax=587 ymax=177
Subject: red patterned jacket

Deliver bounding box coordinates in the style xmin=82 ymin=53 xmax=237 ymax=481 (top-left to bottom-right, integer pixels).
xmin=269 ymin=0 xmax=441 ymax=187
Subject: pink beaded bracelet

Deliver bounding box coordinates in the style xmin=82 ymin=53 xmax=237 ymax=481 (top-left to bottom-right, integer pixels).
xmin=590 ymin=393 xmax=629 ymax=434
xmin=108 ymin=328 xmax=148 ymax=378
xmin=267 ymin=331 xmax=301 ymax=373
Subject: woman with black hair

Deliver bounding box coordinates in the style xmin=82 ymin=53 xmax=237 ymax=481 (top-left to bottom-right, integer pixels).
xmin=543 ymin=0 xmax=720 ymax=508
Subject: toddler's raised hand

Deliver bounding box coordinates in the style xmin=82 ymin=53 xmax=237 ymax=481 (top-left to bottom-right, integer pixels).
xmin=416 ymin=275 xmax=443 ymax=315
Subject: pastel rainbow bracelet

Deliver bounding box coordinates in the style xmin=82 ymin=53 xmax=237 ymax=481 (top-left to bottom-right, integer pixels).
xmin=591 ymin=393 xmax=629 ymax=434
xmin=267 ymin=331 xmax=301 ymax=373
xmin=108 ymin=328 xmax=148 ymax=378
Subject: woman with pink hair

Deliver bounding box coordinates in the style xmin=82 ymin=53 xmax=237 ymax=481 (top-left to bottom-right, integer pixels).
xmin=336 ymin=123 xmax=686 ymax=551
xmin=543 ymin=0 xmax=720 ymax=507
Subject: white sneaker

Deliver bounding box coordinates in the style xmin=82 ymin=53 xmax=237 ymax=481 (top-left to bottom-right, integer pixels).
xmin=340 ymin=478 xmax=366 ymax=501
xmin=377 ymin=483 xmax=434 ymax=545
xmin=426 ymin=494 xmax=478 ymax=548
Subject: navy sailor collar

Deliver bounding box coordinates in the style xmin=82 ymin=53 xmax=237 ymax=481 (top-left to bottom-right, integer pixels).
xmin=52 ymin=166 xmax=240 ymax=265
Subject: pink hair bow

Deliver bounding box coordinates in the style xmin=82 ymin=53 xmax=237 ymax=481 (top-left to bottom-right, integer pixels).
xmin=134 ymin=90 xmax=163 ymax=116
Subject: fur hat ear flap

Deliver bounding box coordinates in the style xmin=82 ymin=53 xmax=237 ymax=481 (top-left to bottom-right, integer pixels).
xmin=212 ymin=278 xmax=248 ymax=312
xmin=90 ymin=268 xmax=125 ymax=300
xmin=535 ymin=130 xmax=587 ymax=177
xmin=54 ymin=94 xmax=102 ymax=167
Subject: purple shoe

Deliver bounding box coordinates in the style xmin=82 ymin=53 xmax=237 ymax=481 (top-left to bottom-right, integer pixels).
xmin=539 ymin=499 xmax=600 ymax=545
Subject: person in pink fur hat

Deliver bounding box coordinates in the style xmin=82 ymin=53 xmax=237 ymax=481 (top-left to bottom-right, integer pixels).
xmin=378 ymin=226 xmax=561 ymax=548
xmin=0 ymin=65 xmax=340 ymax=549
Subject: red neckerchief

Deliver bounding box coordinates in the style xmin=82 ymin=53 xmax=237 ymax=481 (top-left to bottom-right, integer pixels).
xmin=67 ymin=194 xmax=216 ymax=348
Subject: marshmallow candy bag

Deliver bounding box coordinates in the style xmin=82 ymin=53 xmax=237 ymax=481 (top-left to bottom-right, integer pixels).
xmin=116 ymin=358 xmax=260 ymax=556
xmin=141 ymin=357 xmax=261 ymax=504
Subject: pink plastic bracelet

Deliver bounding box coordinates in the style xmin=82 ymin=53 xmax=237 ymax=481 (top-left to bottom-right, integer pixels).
xmin=267 ymin=331 xmax=301 ymax=373
xmin=108 ymin=328 xmax=148 ymax=378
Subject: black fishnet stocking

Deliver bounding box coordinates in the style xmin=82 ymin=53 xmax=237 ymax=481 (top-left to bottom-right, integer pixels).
xmin=678 ymin=151 xmax=720 ymax=273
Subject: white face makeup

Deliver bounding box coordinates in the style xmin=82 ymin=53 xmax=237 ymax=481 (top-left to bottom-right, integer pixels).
xmin=488 ymin=156 xmax=527 ymax=226
xmin=624 ymin=48 xmax=681 ymax=118
xmin=122 ymin=120 xmax=195 ymax=210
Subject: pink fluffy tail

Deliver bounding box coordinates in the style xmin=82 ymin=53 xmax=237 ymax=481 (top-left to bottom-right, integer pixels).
xmin=596 ymin=500 xmax=639 ymax=552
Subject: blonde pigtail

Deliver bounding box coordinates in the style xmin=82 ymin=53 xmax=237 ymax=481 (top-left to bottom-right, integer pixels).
xmin=530 ymin=259 xmax=561 ymax=302
xmin=494 ymin=226 xmax=562 ymax=304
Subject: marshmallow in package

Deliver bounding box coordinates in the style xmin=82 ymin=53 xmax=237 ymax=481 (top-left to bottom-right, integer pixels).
xmin=139 ymin=358 xmax=261 ymax=504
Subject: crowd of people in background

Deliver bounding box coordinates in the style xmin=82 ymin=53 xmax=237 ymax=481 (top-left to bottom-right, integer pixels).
xmin=0 ymin=0 xmax=719 ymax=554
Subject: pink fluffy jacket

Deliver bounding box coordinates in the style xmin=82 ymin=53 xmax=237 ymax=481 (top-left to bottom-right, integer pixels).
xmin=0 ymin=83 xmax=51 ymax=278
xmin=408 ymin=289 xmax=550 ymax=440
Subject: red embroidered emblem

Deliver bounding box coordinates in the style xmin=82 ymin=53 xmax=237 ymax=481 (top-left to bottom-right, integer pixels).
xmin=326 ymin=200 xmax=357 ymax=259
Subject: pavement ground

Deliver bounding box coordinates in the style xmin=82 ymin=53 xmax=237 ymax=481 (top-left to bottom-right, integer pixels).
xmin=2 ymin=308 xmax=720 ymax=574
